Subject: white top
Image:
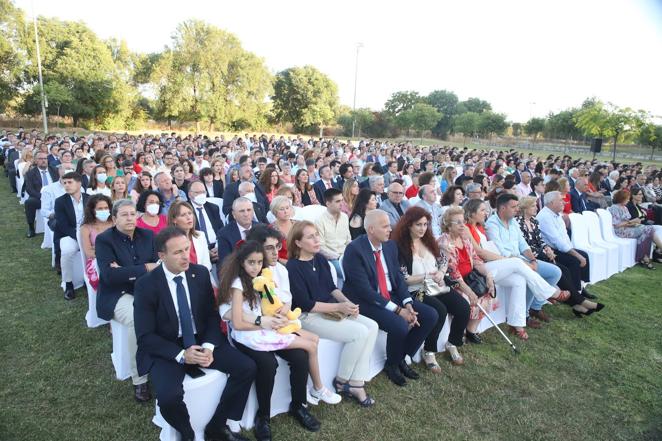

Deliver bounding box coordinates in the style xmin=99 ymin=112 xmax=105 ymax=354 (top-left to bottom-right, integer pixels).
xmin=86 ymin=186 xmax=112 ymax=197
xmin=409 ymin=248 xmax=437 ymax=292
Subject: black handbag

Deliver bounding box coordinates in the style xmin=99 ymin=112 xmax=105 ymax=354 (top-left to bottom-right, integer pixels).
xmin=463 ymin=269 xmax=493 ymax=298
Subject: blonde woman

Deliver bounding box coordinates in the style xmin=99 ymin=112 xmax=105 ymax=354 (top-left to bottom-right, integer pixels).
xmin=340 ymin=178 xmax=359 ymax=216
xmin=110 ymin=175 xmax=128 ymax=202
xmin=270 ymin=195 xmax=296 ymax=265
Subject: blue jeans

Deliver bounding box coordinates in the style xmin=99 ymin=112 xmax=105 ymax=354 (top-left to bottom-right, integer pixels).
xmin=526 ymin=260 xmax=561 ymax=315
xmin=330 ymin=258 xmax=344 ymax=290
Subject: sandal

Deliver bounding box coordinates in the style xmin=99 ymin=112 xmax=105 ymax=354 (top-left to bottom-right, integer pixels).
xmin=549 ymin=290 xmax=571 ymax=304
xmin=639 ymin=259 xmax=655 ymax=270
xmin=423 ymin=352 xmax=442 ymax=373
xmin=445 ymin=343 xmax=464 ymax=366
xmin=333 ymin=379 xmax=375 ymax=407
xmin=508 ymin=326 xmax=529 ymax=341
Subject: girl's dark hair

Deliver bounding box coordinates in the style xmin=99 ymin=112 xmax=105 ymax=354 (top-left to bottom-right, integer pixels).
xmin=133 ymin=171 xmax=152 ymax=195
xmin=136 ymin=189 xmax=163 ymax=213
xmin=82 ymin=194 xmax=113 ymax=225
xmin=391 ymin=206 xmax=440 ymax=265
xmin=349 ymin=188 xmax=375 ymax=221
xmin=218 ymin=240 xmax=265 ymax=309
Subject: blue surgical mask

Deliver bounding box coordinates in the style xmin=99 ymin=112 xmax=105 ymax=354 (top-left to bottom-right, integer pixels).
xmin=95 ymin=210 xmax=111 ymax=222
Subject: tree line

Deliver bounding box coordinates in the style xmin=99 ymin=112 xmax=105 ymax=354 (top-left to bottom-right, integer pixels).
xmin=1 ymin=0 xmax=660 ymax=158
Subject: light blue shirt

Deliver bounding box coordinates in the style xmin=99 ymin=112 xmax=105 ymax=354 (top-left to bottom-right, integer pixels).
xmin=535 ymin=206 xmax=573 ymax=253
xmin=415 ymin=200 xmax=443 ymax=238
xmin=485 ymin=214 xmax=530 ymax=258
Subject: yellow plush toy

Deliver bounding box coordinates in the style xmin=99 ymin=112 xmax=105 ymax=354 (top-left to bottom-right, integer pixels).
xmin=252 ymin=268 xmax=302 ymax=334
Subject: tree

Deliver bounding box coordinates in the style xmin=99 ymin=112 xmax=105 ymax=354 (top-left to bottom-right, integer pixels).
xmin=544 ymin=109 xmax=582 ymax=141
xmin=456 ymin=97 xmax=492 ymax=114
xmin=0 ymin=0 xmax=26 ymax=114
xmin=384 ymin=91 xmax=422 ymax=115
xmin=425 ymin=90 xmax=458 ymax=139
xmin=524 ymin=117 xmax=546 ymax=143
xmin=574 ymin=101 xmax=641 ymax=161
xmin=453 ymin=112 xmax=480 ymax=144
xmin=396 ymin=103 xmax=441 ymax=142
xmin=477 ymin=112 xmax=508 ymax=138
xmin=272 ymin=65 xmax=339 ymax=135
xmin=337 ymin=107 xmax=374 ymax=137
xmin=512 ymin=122 xmax=523 ymax=137
xmin=637 ymin=122 xmax=662 ymax=160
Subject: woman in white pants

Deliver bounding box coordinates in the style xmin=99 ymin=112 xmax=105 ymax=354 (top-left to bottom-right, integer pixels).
xmin=286 ymin=221 xmax=379 ymax=408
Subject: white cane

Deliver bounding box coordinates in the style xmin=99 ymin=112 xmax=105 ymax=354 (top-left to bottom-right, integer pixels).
xmin=476 ymin=303 xmax=519 ymax=353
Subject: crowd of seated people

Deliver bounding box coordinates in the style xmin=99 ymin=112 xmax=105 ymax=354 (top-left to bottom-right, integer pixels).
xmin=3 ymin=127 xmax=662 ymax=441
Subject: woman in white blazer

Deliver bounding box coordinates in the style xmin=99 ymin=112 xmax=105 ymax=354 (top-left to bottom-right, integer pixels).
xmin=166 ymin=200 xmax=214 ymax=282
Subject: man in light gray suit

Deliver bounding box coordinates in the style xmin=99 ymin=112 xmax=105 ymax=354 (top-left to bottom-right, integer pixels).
xmin=380 ymin=182 xmax=411 ymax=228
xmin=415 ymin=184 xmax=444 ymax=238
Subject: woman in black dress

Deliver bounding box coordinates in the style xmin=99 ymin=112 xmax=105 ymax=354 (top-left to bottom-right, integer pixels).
xmin=348 ymin=188 xmax=377 ymax=239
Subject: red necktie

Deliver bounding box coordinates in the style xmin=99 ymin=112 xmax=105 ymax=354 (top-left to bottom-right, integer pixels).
xmin=374 ymin=250 xmax=391 ymax=300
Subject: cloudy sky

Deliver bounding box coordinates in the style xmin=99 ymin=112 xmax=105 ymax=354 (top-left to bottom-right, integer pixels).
xmin=15 ymin=0 xmax=662 ymax=122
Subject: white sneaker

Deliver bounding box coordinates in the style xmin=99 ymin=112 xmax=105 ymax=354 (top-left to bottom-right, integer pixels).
xmin=306 ymin=389 xmax=319 ymax=405
xmin=310 ymin=386 xmax=342 ymax=404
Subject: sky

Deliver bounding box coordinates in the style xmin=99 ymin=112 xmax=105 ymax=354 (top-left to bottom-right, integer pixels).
xmin=14 ymin=0 xmax=662 ymax=123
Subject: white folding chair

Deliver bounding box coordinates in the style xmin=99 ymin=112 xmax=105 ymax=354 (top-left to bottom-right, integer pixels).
xmin=206 ymin=197 xmax=223 ymax=209
xmin=596 ymin=208 xmax=636 ymax=269
xmin=583 ymin=211 xmax=620 ymax=278
xmin=35 ymin=209 xmax=45 ymax=234
xmin=76 ymin=229 xmax=108 ymax=328
xmin=110 ymin=320 xmax=132 ymax=381
xmin=568 ymin=213 xmax=608 ymax=283
xmin=291 ymin=204 xmax=327 ymax=223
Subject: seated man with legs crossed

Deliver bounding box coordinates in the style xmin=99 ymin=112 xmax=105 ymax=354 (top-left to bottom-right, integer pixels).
xmin=342 ymin=209 xmax=438 ymax=386
xmin=134 ymin=227 xmax=255 ymax=441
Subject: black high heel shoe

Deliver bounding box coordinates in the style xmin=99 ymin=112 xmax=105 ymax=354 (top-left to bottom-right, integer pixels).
xmin=572 ymin=309 xmax=585 ymax=318
xmin=585 ymin=303 xmax=605 ymax=315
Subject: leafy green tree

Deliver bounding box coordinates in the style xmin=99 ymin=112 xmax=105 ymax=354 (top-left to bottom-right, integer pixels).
xmin=425 ymin=90 xmax=458 ymax=139
xmin=384 ymin=91 xmax=422 ymax=115
xmin=272 ymin=65 xmax=339 ymax=134
xmin=524 ymin=117 xmax=546 ymax=143
xmin=396 ymin=103 xmax=441 ymax=142
xmin=511 ymin=122 xmax=523 ymax=137
xmin=477 ymin=112 xmax=508 ymax=138
xmin=456 ymin=97 xmax=492 ymax=114
xmin=453 ymin=112 xmax=480 ymax=143
xmin=0 ymin=0 xmax=26 ymax=113
xmin=544 ymin=110 xmax=582 ymax=141
xmin=638 ymin=122 xmax=662 ymax=160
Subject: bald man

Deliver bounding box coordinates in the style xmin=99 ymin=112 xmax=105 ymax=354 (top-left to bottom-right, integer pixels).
xmin=342 ymin=210 xmax=437 ymax=387
xmin=380 ymin=182 xmax=411 ymax=227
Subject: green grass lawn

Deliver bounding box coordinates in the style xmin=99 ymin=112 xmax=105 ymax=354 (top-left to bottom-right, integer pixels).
xmin=0 ymin=176 xmax=661 ymax=441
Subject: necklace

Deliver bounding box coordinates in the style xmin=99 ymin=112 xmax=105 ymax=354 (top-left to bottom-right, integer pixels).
xmin=303 ymin=257 xmax=316 ymax=271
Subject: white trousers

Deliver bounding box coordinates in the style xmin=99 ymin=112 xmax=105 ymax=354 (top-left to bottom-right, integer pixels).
xmin=60 ymin=236 xmax=79 ymax=286
xmin=300 ymin=313 xmax=378 ymax=382
xmin=485 ymin=257 xmax=557 ymax=327
xmin=114 ymin=294 xmax=148 ymax=385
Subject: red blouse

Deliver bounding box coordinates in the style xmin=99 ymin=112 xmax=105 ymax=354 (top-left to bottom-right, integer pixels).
xmin=562 ymin=193 xmax=572 ymax=214
xmin=189 ymin=239 xmax=198 ymax=264
xmin=456 ymin=245 xmax=473 ymax=277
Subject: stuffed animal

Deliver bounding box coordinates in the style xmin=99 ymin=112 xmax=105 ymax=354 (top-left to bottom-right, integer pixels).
xmin=252 ymin=268 xmax=302 ymax=334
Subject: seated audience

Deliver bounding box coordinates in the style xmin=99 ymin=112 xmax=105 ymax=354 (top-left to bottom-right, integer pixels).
xmin=79 ymin=194 xmax=114 ymax=291
xmin=136 ymin=190 xmax=168 ymax=234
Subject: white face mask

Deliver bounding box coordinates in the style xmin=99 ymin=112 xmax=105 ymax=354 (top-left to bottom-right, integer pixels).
xmin=245 ymin=192 xmax=257 ymax=203
xmin=146 ymin=203 xmax=160 ymax=215
xmin=96 ymin=173 xmax=107 ymax=183
xmin=95 ymin=210 xmax=111 ymax=222
xmin=193 ymin=194 xmax=206 ymax=206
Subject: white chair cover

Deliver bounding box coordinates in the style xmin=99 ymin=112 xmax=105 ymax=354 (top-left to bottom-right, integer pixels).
xmin=76 ymin=229 xmax=108 ymax=328
xmin=568 ymin=213 xmax=608 ymax=283
xmin=110 ymin=319 xmax=132 ymax=381
xmin=35 ymin=209 xmax=44 ymax=234
xmin=291 ymin=205 xmax=326 ymax=223
xmin=583 ymin=211 xmax=620 ymax=277
xmin=153 ymin=369 xmax=242 ymax=441
xmin=596 ymin=208 xmax=636 ymax=269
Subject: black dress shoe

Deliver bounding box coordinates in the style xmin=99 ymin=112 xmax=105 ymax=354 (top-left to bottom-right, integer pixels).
xmin=26 ymin=229 xmax=36 ymax=238
xmin=64 ymin=288 xmax=76 ymax=301
xmin=205 ymin=426 xmax=249 ymax=441
xmin=582 ymin=289 xmax=598 ymax=300
xmin=384 ymin=364 xmax=407 ymax=386
xmin=133 ymin=382 xmax=151 ymax=402
xmin=253 ymin=416 xmax=272 ymax=441
xmin=466 ymin=331 xmax=482 ymax=344
xmin=288 ymin=404 xmax=320 ymax=432
xmin=399 ymin=361 xmax=419 ymax=380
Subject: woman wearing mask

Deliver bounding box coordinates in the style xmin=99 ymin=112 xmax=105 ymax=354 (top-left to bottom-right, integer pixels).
xmin=79 ymin=194 xmax=114 ymax=290
xmin=136 ymin=190 xmax=168 ymax=234
xmin=86 ymin=165 xmax=111 ymax=197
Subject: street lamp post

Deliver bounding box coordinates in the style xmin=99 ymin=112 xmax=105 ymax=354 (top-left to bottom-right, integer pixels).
xmin=351 ymin=43 xmax=363 ymax=139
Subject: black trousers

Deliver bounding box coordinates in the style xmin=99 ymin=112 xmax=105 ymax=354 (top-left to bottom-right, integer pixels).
xmin=419 ymin=289 xmax=470 ymax=350
xmin=24 ymin=196 xmax=41 ymax=228
xmin=359 ymin=299 xmax=438 ymax=367
xmin=553 ymin=249 xmax=590 ymax=292
xmin=538 ymin=256 xmax=584 ymax=306
xmin=150 ymin=338 xmax=256 ymax=439
xmin=234 ymin=341 xmax=309 ymax=419
xmin=8 ymin=170 xmax=17 ymax=193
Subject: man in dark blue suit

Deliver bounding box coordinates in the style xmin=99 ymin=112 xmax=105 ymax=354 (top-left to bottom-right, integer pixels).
xmin=53 ymin=172 xmax=88 ymax=300
xmin=216 ymin=197 xmax=258 ymax=264
xmin=24 ymin=152 xmax=59 ymax=237
xmin=134 ymin=227 xmax=255 ymax=441
xmin=96 ymin=199 xmax=159 ymax=402
xmin=342 ymin=209 xmax=438 ymax=386
xmin=570 ymin=177 xmax=590 ymax=213
xmin=312 ymin=165 xmax=338 ymax=206
xmin=221 ymin=163 xmax=268 ymax=217
xmin=189 ymin=181 xmax=224 ymax=263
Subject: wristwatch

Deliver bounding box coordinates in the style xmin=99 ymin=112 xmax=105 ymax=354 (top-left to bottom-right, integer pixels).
xmin=254 ymin=315 xmax=262 ymax=327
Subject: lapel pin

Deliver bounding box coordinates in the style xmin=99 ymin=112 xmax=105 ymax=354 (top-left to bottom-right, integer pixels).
xmin=191 ymin=274 xmax=196 ymax=278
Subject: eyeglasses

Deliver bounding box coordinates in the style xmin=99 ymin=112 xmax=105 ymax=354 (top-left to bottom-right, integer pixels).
xmin=448 ymin=220 xmax=465 ymax=226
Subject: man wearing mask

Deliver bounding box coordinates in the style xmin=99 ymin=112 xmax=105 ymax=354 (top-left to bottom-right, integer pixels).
xmin=188 ymin=181 xmax=223 ymax=264
xmin=24 ymin=152 xmax=59 ymax=237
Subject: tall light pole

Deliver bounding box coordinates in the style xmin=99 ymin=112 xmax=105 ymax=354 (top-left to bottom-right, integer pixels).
xmin=32 ymin=0 xmax=48 ymax=134
xmin=351 ymin=43 xmax=363 ymax=139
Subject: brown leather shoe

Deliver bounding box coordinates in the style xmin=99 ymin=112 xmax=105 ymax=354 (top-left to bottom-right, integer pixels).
xmin=526 ymin=317 xmax=542 ymax=329
xmin=530 ymin=309 xmax=551 ymax=323
xmin=134 ymin=382 xmax=151 ymax=402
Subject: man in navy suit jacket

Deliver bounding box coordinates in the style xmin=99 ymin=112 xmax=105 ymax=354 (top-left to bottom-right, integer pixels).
xmin=24 ymin=152 xmax=60 ymax=237
xmin=216 ymin=197 xmax=258 ymax=264
xmin=221 ymin=163 xmax=268 ymax=216
xmin=53 ymin=172 xmax=89 ymax=300
xmin=134 ymin=227 xmax=255 ymax=441
xmin=570 ymin=177 xmax=590 ymax=213
xmin=312 ymin=165 xmax=338 ymax=206
xmin=342 ymin=210 xmax=437 ymax=386
xmin=96 ymin=199 xmax=159 ymax=401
